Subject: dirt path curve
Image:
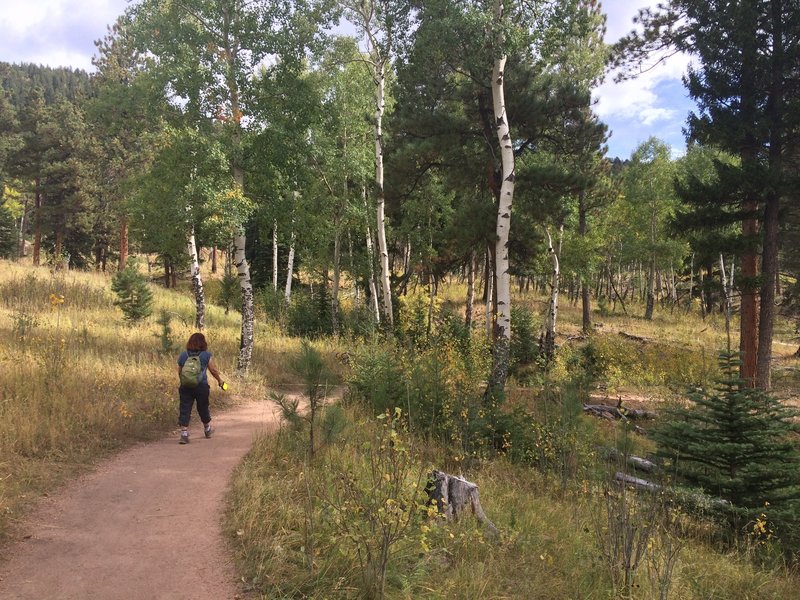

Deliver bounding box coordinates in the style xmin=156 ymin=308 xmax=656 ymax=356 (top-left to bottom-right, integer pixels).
xmin=0 ymin=400 xmax=280 ymax=600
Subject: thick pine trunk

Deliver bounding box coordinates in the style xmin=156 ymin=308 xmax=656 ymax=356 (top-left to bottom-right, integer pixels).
xmin=756 ymin=1 xmax=784 ymax=390
xmin=187 ymin=228 xmax=205 ymax=330
xmin=738 ymin=4 xmax=761 ymax=386
xmin=757 ymin=197 xmax=779 ymax=390
xmin=485 ymin=7 xmax=514 ymax=401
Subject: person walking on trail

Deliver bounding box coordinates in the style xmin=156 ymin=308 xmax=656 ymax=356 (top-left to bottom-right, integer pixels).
xmin=177 ymin=332 xmax=225 ymax=444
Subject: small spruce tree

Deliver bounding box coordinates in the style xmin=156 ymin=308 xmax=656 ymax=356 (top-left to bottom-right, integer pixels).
xmin=111 ymin=263 xmax=154 ymax=323
xmin=652 ymin=352 xmax=800 ymax=533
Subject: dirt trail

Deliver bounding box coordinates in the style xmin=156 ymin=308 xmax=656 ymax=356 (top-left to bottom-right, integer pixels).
xmin=0 ymin=400 xmax=280 ymax=600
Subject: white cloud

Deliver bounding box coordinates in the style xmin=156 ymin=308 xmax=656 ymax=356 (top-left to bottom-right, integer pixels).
xmin=639 ymin=106 xmax=678 ymax=126
xmin=0 ymin=0 xmax=128 ymax=71
xmin=594 ymin=1 xmax=695 ymax=156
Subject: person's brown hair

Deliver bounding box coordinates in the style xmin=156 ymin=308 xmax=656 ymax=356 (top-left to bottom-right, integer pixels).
xmin=186 ymin=332 xmax=208 ymax=352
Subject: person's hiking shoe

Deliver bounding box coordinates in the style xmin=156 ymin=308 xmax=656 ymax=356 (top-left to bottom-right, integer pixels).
xmin=204 ymin=425 xmax=214 ymax=439
xmin=179 ymin=431 xmax=190 ymax=444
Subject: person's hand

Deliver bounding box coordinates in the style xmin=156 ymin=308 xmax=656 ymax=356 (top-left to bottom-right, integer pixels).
xmin=219 ymin=381 xmax=228 ymax=390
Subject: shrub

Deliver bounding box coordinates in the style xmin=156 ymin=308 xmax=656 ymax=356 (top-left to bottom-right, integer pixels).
xmin=215 ymin=270 xmax=242 ymax=314
xmin=651 ymin=352 xmax=800 ymax=549
xmin=318 ymin=410 xmax=429 ymax=599
xmin=111 ymin=263 xmax=153 ymax=323
xmin=0 ymin=204 xmax=16 ymax=258
xmin=509 ymin=304 xmax=538 ymax=376
xmin=288 ymin=287 xmax=333 ymax=338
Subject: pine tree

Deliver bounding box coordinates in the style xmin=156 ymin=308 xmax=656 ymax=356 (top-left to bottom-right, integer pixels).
xmin=111 ymin=264 xmax=154 ymax=323
xmin=652 ymin=351 xmax=800 ymax=531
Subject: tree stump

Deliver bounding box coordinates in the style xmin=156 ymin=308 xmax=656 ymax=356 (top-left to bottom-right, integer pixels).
xmin=427 ymin=470 xmax=498 ymax=536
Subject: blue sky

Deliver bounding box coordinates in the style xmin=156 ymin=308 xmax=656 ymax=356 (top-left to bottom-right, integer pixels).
xmin=0 ymin=1 xmax=695 ymax=160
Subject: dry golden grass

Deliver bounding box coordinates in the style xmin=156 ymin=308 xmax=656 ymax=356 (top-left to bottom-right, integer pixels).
xmin=228 ymin=412 xmax=800 ymax=599
xmin=0 ymin=258 xmax=344 ymax=542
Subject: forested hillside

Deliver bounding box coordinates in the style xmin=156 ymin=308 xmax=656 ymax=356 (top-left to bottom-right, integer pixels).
xmin=1 ymin=1 xmax=799 ymax=598
xmin=0 ymin=61 xmax=92 ymax=106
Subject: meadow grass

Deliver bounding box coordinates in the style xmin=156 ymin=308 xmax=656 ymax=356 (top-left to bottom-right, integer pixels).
xmin=0 ymin=258 xmax=344 ymax=542
xmin=3 ymin=258 xmax=799 ymax=598
xmin=227 ymin=407 xmax=800 ymax=599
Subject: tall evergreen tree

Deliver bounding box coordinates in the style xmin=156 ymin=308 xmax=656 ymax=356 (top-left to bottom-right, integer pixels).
xmin=615 ymin=0 xmax=800 ymax=389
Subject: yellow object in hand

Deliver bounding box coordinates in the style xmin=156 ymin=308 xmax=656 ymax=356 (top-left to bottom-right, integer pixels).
xmin=221 ymin=382 xmax=229 ymax=391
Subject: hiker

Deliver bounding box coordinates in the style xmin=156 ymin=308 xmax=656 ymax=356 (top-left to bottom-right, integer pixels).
xmin=176 ymin=332 xmax=225 ymax=444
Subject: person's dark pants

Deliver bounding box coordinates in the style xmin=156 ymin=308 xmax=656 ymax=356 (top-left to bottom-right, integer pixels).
xmin=178 ymin=383 xmax=211 ymax=427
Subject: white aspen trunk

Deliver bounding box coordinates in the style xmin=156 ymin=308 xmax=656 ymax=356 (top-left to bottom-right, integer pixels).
xmin=374 ymin=60 xmax=393 ymax=326
xmin=285 ymin=237 xmax=296 ymax=302
xmin=232 ymin=224 xmax=254 ymax=371
xmin=729 ymin=255 xmax=735 ymax=295
xmin=644 ymin=256 xmax=656 ymax=320
xmin=720 ymin=254 xmax=732 ymax=350
xmin=688 ymin=252 xmax=695 ymax=311
xmin=221 ymin=8 xmax=254 ymax=373
xmin=541 ymin=227 xmax=560 ymax=360
xmin=466 ymin=251 xmax=475 ymax=329
xmin=427 ymin=274 xmax=437 ymax=335
xmin=486 ymin=2 xmax=514 ymax=400
xmin=187 ymin=228 xmax=206 ymax=330
xmin=670 ymin=266 xmax=677 ymax=303
xmin=364 ymin=186 xmax=380 ymax=323
xmin=272 ymin=220 xmax=278 ymax=291
xmin=17 ymin=197 xmax=28 ymax=257
xmin=332 ymin=212 xmax=342 ymax=336
xmin=485 ymin=248 xmax=494 ymax=339
xmin=285 ymin=193 xmax=297 ymax=302
xmin=348 ymin=230 xmax=360 ymax=307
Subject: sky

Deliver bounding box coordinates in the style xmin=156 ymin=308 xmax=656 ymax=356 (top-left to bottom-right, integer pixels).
xmin=0 ymin=0 xmax=696 ymax=160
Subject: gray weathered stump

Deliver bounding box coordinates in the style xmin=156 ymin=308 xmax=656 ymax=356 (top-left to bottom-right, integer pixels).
xmin=428 ymin=470 xmax=499 ymax=537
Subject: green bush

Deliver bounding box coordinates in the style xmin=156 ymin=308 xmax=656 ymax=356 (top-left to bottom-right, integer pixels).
xmin=509 ymin=304 xmax=539 ymax=375
xmin=652 ymin=352 xmax=800 ymax=550
xmin=288 ymin=287 xmax=333 ymax=338
xmin=111 ymin=264 xmax=153 ymax=323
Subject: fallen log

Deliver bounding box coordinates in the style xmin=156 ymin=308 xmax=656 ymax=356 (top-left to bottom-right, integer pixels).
xmin=599 ymin=447 xmax=657 ymax=473
xmin=613 ymin=472 xmax=732 ymax=511
xmin=619 ymin=331 xmax=649 ymax=343
xmin=427 ymin=470 xmax=498 ymax=537
xmin=614 ymin=471 xmax=660 ymax=492
xmin=583 ymin=402 xmax=656 ymax=421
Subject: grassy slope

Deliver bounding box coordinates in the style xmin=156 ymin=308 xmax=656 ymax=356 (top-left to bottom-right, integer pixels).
xmin=0 ymin=258 xmax=343 ymax=542
xmin=227 ymin=285 xmax=800 ymax=599
xmin=2 ymin=260 xmax=798 ymax=598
